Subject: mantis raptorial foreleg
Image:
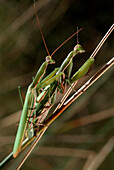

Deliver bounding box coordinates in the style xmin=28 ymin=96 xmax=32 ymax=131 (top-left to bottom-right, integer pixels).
xmin=71 ymin=57 xmax=94 ymax=83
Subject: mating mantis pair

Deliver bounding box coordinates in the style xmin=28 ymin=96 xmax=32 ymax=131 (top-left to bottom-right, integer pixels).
xmin=13 ymin=32 xmax=95 ymax=157
xmin=13 ymin=40 xmax=94 ymax=157
xmin=13 ymin=2 xmax=96 ymax=158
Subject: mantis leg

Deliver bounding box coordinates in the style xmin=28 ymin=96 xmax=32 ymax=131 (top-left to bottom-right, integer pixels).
xmin=66 ymin=60 xmax=73 ymax=80
xmin=38 ymin=72 xmax=64 ymax=89
xmin=71 ymin=57 xmax=95 ymax=83
xmin=40 ymin=68 xmax=59 ymax=84
xmin=18 ymin=86 xmax=24 ymax=107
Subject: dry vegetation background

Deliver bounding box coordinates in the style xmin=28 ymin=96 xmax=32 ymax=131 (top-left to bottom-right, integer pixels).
xmin=0 ymin=0 xmax=114 ymax=169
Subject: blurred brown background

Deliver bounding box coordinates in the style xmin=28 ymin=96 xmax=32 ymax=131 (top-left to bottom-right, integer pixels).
xmin=0 ymin=0 xmax=114 ymax=169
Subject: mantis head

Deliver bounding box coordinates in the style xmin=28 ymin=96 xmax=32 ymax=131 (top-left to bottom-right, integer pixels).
xmin=46 ymin=56 xmax=55 ymax=64
xmin=74 ymin=44 xmax=85 ymax=53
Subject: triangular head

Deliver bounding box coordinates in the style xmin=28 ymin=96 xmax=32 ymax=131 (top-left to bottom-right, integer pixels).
xmin=74 ymin=44 xmax=85 ymax=53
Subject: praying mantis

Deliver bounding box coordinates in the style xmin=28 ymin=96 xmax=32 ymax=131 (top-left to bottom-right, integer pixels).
xmin=13 ymin=39 xmax=95 ymax=158
xmin=13 ymin=3 xmax=95 ymax=158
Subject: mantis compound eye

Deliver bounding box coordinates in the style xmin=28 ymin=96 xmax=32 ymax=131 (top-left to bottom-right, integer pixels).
xmin=74 ymin=44 xmax=85 ymax=53
xmin=46 ymin=56 xmax=55 ymax=64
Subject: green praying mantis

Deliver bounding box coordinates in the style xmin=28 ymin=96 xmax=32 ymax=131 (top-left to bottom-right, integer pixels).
xmin=13 ymin=43 xmax=95 ymax=158
xmin=13 ymin=41 xmax=95 ymax=158
xmin=13 ymin=4 xmax=95 ymax=158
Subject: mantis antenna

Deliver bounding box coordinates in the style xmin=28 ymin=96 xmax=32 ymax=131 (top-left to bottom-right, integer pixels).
xmin=34 ymin=1 xmax=82 ymax=58
xmin=34 ymin=1 xmax=50 ymax=56
xmin=77 ymin=26 xmax=79 ymax=44
xmin=51 ymin=28 xmax=82 ymax=57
